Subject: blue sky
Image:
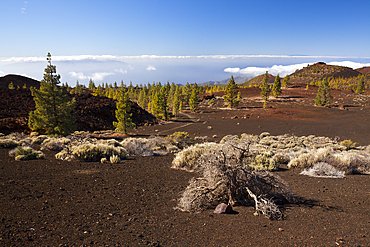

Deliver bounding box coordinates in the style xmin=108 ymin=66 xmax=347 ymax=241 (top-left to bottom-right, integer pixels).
xmin=1 ymin=0 xmax=370 ymax=86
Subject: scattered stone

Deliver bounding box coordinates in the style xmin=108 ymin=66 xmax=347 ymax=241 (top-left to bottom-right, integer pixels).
xmin=231 ymin=115 xmax=238 ymax=119
xmin=278 ymin=228 xmax=284 ymax=231
xmin=207 ymin=126 xmax=212 ymax=130
xmin=214 ymin=203 xmax=233 ymax=214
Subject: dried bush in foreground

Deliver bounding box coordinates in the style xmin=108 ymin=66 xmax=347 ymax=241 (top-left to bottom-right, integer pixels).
xmin=56 ymin=143 xmax=127 ymax=161
xmin=175 ymin=146 xmax=296 ymax=220
xmin=40 ymin=137 xmax=71 ymax=151
xmin=171 ymin=142 xmax=221 ymax=171
xmin=300 ymin=162 xmax=345 ymax=178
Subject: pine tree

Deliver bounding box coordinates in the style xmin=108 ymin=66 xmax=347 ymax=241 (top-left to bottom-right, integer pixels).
xmin=282 ymin=75 xmax=291 ymax=87
xmin=138 ymin=89 xmax=146 ymax=108
xmin=223 ymin=75 xmax=238 ymax=107
xmin=315 ymin=77 xmax=333 ymax=106
xmin=172 ymin=86 xmax=181 ymax=116
xmin=151 ymin=88 xmax=168 ymax=120
xmin=168 ymin=82 xmax=176 ymax=105
xmin=271 ymin=74 xmax=282 ymax=97
xmin=8 ymin=82 xmax=15 ymax=89
xmin=88 ymin=79 xmax=95 ymax=90
xmin=260 ymin=71 xmax=271 ymax=108
xmin=113 ymin=89 xmax=135 ymax=135
xmin=355 ymin=75 xmax=365 ymax=94
xmin=28 ymin=53 xmax=76 ymax=136
xmin=189 ymin=87 xmax=199 ymax=112
xmin=183 ymin=82 xmax=192 ymax=105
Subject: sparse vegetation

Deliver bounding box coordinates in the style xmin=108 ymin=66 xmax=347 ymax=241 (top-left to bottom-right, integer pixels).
xmin=28 ymin=53 xmax=76 ymax=136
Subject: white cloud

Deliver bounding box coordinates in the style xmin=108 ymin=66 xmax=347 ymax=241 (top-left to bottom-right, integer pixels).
xmin=91 ymin=72 xmax=114 ymax=81
xmin=328 ymin=61 xmax=370 ymax=69
xmin=146 ymin=65 xmax=156 ymax=71
xmin=69 ymin=71 xmax=87 ymax=80
xmin=224 ymin=63 xmax=311 ymax=77
xmin=69 ymin=71 xmax=114 ymax=81
xmin=21 ymin=1 xmax=27 ymax=14
xmin=115 ymin=68 xmax=128 ymax=74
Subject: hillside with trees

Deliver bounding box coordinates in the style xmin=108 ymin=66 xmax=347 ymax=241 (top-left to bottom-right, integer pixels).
xmin=289 ymin=62 xmax=361 ymax=84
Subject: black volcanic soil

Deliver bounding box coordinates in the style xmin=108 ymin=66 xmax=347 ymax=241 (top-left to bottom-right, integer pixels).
xmin=1 ymin=83 xmax=370 ymax=246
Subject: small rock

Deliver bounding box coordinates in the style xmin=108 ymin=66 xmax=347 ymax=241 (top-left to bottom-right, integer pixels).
xmin=278 ymin=228 xmax=284 ymax=231
xmin=214 ymin=203 xmax=233 ymax=214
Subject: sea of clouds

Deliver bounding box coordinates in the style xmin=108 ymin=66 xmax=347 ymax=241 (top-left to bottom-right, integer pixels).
xmin=0 ymin=55 xmax=369 ymax=86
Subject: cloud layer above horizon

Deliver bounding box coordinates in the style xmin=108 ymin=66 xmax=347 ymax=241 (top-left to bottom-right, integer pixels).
xmin=1 ymin=55 xmax=369 ymax=86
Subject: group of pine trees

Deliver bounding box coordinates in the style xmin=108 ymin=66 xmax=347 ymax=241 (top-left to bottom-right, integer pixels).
xmin=25 ymin=53 xmax=369 ymax=137
xmin=26 ymin=53 xmax=206 ymax=136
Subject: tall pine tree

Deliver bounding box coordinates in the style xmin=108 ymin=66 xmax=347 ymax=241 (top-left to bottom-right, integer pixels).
xmin=315 ymin=77 xmax=333 ymax=106
xmin=355 ymin=75 xmax=365 ymax=94
xmin=271 ymin=74 xmax=282 ymax=97
xmin=28 ymin=53 xmax=76 ymax=136
xmin=223 ymin=75 xmax=238 ymax=108
xmin=172 ymin=86 xmax=181 ymax=116
xmin=260 ymin=71 xmax=271 ymax=108
xmin=113 ymin=89 xmax=135 ymax=135
xmin=282 ymin=75 xmax=291 ymax=88
xmin=189 ymin=88 xmax=199 ymax=112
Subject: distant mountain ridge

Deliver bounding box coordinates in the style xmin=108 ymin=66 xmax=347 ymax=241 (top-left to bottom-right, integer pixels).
xmin=201 ymin=76 xmax=253 ymax=85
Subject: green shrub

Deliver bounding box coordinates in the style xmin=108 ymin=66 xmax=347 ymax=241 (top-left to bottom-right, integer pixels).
xmin=12 ymin=146 xmax=45 ymax=161
xmin=340 ymin=139 xmax=357 ymax=150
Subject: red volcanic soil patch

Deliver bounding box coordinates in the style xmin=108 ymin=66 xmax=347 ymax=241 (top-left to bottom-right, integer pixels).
xmin=0 ymin=88 xmax=157 ymax=133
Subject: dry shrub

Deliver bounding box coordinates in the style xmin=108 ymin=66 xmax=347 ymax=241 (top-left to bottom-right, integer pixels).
xmin=147 ymin=136 xmax=178 ymax=154
xmin=300 ymin=162 xmax=345 ymax=178
xmin=288 ymin=147 xmax=333 ymax=169
xmin=121 ymin=137 xmax=153 ymax=156
xmin=56 ymin=142 xmax=127 ymax=161
xmin=0 ymin=139 xmax=19 ymax=148
xmin=71 ymin=143 xmax=127 ymax=161
xmin=40 ymin=137 xmax=71 ymax=151
xmin=109 ymin=154 xmax=121 ymax=164
xmin=171 ymin=142 xmax=221 ymax=171
xmin=288 ymin=147 xmax=370 ymax=175
xmin=165 ymin=131 xmax=192 ymax=149
xmin=30 ymin=135 xmax=49 ymax=145
xmin=175 ymin=146 xmax=296 ymax=220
